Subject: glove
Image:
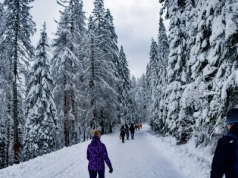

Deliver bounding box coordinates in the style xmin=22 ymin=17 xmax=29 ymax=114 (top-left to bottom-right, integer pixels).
xmin=109 ymin=167 xmax=113 ymax=173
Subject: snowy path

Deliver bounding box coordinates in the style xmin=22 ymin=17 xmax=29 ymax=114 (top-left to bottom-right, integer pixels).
xmin=106 ymin=125 xmax=183 ymax=178
xmin=0 ymin=124 xmax=186 ymax=178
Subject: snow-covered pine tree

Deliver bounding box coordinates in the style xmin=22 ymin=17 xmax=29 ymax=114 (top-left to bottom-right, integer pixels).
xmin=136 ymin=74 xmax=149 ymax=124
xmin=191 ymin=0 xmax=238 ymax=146
xmin=157 ymin=0 xmax=238 ymax=147
xmin=159 ymin=1 xmax=190 ymax=143
xmin=221 ymin=0 xmax=238 ymax=121
xmin=104 ymin=8 xmax=119 ymax=66
xmin=153 ymin=17 xmax=169 ymax=132
xmin=147 ymin=38 xmax=160 ymax=129
xmin=187 ymin=0 xmax=225 ymax=146
xmin=85 ymin=0 xmax=119 ymax=134
xmin=51 ymin=5 xmax=83 ymax=147
xmin=130 ymin=75 xmax=140 ymax=124
xmin=24 ymin=23 xmax=58 ymax=160
xmin=56 ymin=0 xmax=87 ymax=144
xmin=117 ymin=46 xmax=132 ymax=124
xmin=3 ymin=0 xmax=36 ymax=164
xmin=157 ymin=17 xmax=169 ymax=87
xmin=0 ymin=2 xmax=10 ymax=169
xmin=175 ymin=1 xmax=200 ymax=144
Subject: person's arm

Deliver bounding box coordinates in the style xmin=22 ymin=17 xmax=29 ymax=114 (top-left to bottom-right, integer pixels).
xmin=101 ymin=143 xmax=112 ymax=168
xmin=210 ymin=138 xmax=226 ymax=178
xmin=87 ymin=146 xmax=90 ymax=161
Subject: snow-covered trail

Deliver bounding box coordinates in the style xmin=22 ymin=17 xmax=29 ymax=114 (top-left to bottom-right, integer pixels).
xmin=0 ymin=124 xmax=184 ymax=178
xmin=106 ymin=125 xmax=183 ymax=178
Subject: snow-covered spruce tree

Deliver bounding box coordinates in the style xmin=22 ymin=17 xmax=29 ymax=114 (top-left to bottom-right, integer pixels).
xmin=221 ymin=0 xmax=238 ymax=120
xmin=51 ymin=5 xmax=84 ymax=147
xmin=174 ymin=0 xmax=200 ymax=144
xmin=117 ymin=46 xmax=132 ymax=124
xmin=157 ymin=17 xmax=169 ymax=87
xmin=0 ymin=2 xmax=11 ymax=169
xmin=190 ymin=0 xmax=238 ymax=147
xmin=85 ymin=0 xmax=119 ymax=134
xmin=145 ymin=64 xmax=151 ymax=112
xmin=152 ymin=17 xmax=169 ymax=132
xmin=186 ymin=0 xmax=225 ymax=146
xmin=136 ymin=74 xmax=149 ymax=124
xmin=159 ymin=1 xmax=191 ymax=143
xmin=158 ymin=0 xmax=238 ymax=146
xmin=129 ymin=75 xmax=140 ymax=124
xmin=3 ymin=0 xmax=36 ymax=164
xmin=147 ymin=38 xmax=160 ymax=130
xmin=56 ymin=0 xmax=87 ymax=143
xmin=24 ymin=23 xmax=58 ymax=160
xmin=175 ymin=1 xmax=200 ymax=144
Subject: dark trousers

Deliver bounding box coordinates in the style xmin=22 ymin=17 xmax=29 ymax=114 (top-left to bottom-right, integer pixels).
xmin=131 ymin=132 xmax=134 ymax=139
xmin=89 ymin=169 xmax=105 ymax=178
xmin=126 ymin=133 xmax=129 ymax=140
xmin=122 ymin=135 xmax=125 ymax=143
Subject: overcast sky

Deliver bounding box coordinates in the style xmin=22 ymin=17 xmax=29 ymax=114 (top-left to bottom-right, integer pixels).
xmin=30 ymin=0 xmax=166 ymax=78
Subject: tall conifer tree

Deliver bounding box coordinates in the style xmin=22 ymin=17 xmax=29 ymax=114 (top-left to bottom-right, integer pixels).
xmin=24 ymin=23 xmax=58 ymax=160
xmin=86 ymin=0 xmax=119 ymax=133
xmin=3 ymin=0 xmax=36 ymax=164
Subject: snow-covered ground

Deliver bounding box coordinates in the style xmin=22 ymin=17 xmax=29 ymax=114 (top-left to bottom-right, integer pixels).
xmin=0 ymin=124 xmax=213 ymax=178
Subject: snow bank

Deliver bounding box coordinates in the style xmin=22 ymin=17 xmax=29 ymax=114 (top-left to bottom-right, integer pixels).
xmin=145 ymin=128 xmax=212 ymax=178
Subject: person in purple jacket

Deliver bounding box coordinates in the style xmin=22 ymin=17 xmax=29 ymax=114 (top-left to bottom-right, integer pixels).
xmin=87 ymin=129 xmax=113 ymax=178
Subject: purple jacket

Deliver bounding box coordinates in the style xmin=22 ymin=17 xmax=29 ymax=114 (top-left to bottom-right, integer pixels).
xmin=87 ymin=136 xmax=112 ymax=171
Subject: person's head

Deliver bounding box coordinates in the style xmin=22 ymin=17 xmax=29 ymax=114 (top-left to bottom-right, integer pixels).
xmin=93 ymin=129 xmax=101 ymax=138
xmin=226 ymin=108 xmax=238 ymax=130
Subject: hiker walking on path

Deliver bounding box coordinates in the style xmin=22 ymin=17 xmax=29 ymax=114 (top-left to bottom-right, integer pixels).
xmin=130 ymin=123 xmax=135 ymax=139
xmin=87 ymin=129 xmax=113 ymax=178
xmin=125 ymin=124 xmax=130 ymax=140
xmin=120 ymin=126 xmax=126 ymax=143
xmin=211 ymin=108 xmax=238 ymax=178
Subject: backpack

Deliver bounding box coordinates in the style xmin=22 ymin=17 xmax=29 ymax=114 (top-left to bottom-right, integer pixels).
xmin=226 ymin=133 xmax=238 ymax=176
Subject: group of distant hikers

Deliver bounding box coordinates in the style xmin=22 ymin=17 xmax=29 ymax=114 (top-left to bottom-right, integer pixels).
xmin=86 ymin=109 xmax=238 ymax=178
xmin=119 ymin=123 xmax=142 ymax=143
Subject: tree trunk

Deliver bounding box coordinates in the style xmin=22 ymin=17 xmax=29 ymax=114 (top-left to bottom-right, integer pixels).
xmin=13 ymin=4 xmax=20 ymax=164
xmin=90 ymin=37 xmax=96 ymax=127
xmin=64 ymin=93 xmax=69 ymax=147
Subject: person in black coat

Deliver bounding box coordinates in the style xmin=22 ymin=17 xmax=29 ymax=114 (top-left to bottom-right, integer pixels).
xmin=125 ymin=124 xmax=130 ymax=140
xmin=129 ymin=124 xmax=135 ymax=139
xmin=211 ymin=108 xmax=238 ymax=178
xmin=120 ymin=126 xmax=126 ymax=143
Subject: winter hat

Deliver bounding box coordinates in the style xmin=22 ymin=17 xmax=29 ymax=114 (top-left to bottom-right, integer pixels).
xmin=226 ymin=109 xmax=238 ymax=125
xmin=93 ymin=129 xmax=99 ymax=136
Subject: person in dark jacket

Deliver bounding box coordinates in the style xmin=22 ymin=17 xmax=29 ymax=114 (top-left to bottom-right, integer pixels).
xmin=211 ymin=108 xmax=238 ymax=178
xmin=129 ymin=123 xmax=135 ymax=139
xmin=125 ymin=124 xmax=130 ymax=140
xmin=120 ymin=125 xmax=126 ymax=143
xmin=87 ymin=129 xmax=113 ymax=178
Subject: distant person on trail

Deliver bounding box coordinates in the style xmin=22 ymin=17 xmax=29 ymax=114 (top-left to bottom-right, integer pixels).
xmin=87 ymin=129 xmax=113 ymax=178
xmin=130 ymin=123 xmax=135 ymax=139
xmin=135 ymin=124 xmax=138 ymax=131
xmin=125 ymin=124 xmax=130 ymax=140
xmin=120 ymin=125 xmax=126 ymax=143
xmin=211 ymin=108 xmax=238 ymax=178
